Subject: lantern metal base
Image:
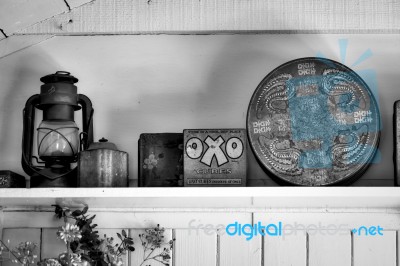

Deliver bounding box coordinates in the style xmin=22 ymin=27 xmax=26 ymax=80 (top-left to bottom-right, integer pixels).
xmin=29 ymin=168 xmax=77 ymax=187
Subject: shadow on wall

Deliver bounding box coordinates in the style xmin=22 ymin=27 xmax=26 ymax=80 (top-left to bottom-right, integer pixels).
xmin=0 ymin=47 xmax=61 ymax=174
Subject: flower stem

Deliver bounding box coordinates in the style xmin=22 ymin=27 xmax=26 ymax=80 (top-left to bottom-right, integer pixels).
xmin=67 ymin=241 xmax=71 ymax=266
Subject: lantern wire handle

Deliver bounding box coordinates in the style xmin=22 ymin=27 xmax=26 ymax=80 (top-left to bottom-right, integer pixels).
xmin=80 ymin=108 xmax=94 ymax=151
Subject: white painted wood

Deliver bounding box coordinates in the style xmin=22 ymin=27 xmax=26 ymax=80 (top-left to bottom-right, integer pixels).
xmin=398 ymin=231 xmax=400 ymax=266
xmin=174 ymin=229 xmax=217 ymax=266
xmin=129 ymin=228 xmax=173 ymax=266
xmin=308 ymin=232 xmax=351 ymax=266
xmin=2 ymin=187 xmax=400 ymax=209
xmin=0 ymin=208 xmax=3 ymax=247
xmin=17 ymin=0 xmax=400 ymax=35
xmin=264 ymin=233 xmax=306 ymax=266
xmin=0 ymin=34 xmax=398 ymax=185
xmin=353 ymin=230 xmax=396 ymax=266
xmin=0 ymin=0 xmax=67 ymax=36
xmin=41 ymin=228 xmax=67 ymax=259
xmin=254 ymin=212 xmax=400 ymax=231
xmin=3 ymin=211 xmax=252 ymax=229
xmin=219 ymin=233 xmax=261 ymax=266
xmin=0 ymin=35 xmax=53 ymax=59
xmin=2 ymin=228 xmax=41 ymax=266
xmin=67 ymin=0 xmax=94 ymax=10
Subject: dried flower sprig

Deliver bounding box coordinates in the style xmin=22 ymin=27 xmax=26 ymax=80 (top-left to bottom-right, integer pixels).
xmin=58 ymin=252 xmax=82 ymax=266
xmin=37 ymin=258 xmax=62 ymax=266
xmin=53 ymin=205 xmax=135 ymax=266
xmin=139 ymin=225 xmax=174 ymax=266
xmin=11 ymin=242 xmax=38 ymax=266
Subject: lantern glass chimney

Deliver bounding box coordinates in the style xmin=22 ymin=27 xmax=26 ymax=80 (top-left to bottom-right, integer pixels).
xmin=37 ymin=120 xmax=79 ymax=161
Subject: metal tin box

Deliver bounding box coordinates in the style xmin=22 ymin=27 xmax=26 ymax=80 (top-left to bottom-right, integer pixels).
xmin=184 ymin=129 xmax=246 ymax=186
xmin=138 ymin=133 xmax=183 ymax=187
xmin=0 ymin=170 xmax=26 ymax=188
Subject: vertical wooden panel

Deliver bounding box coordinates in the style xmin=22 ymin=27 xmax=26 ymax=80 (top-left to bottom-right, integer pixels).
xmin=0 ymin=209 xmax=4 ymax=241
xmin=2 ymin=228 xmax=41 ymax=266
xmin=264 ymin=233 xmax=306 ymax=266
xmin=174 ymin=229 xmax=217 ymax=266
xmin=129 ymin=228 xmax=173 ymax=266
xmin=397 ymin=231 xmax=399 ymax=266
xmin=354 ymin=230 xmax=396 ymax=266
xmin=41 ymin=228 xmax=66 ymax=259
xmin=219 ymin=233 xmax=261 ymax=266
xmin=308 ymin=232 xmax=351 ymax=266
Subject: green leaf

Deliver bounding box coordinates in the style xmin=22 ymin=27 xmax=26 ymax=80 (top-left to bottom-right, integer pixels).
xmin=122 ymin=229 xmax=127 ymax=238
xmin=128 ymin=246 xmax=135 ymax=252
xmin=82 ymin=205 xmax=89 ymax=214
xmin=72 ymin=210 xmax=82 ymax=217
xmin=117 ymin=233 xmax=122 ymax=240
xmin=70 ymin=241 xmax=79 ymax=252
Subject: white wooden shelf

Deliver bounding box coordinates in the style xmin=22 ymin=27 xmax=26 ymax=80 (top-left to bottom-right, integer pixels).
xmin=0 ymin=187 xmax=399 ymax=210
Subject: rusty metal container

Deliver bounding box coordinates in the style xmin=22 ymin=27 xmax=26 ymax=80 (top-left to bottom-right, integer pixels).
xmin=184 ymin=129 xmax=246 ymax=186
xmin=78 ymin=138 xmax=129 ymax=187
xmin=138 ymin=133 xmax=184 ymax=187
xmin=0 ymin=170 xmax=26 ymax=188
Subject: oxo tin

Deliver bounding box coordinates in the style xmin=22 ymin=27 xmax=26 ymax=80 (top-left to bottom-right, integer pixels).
xmin=247 ymin=57 xmax=380 ymax=186
xmin=184 ymin=129 xmax=246 ymax=186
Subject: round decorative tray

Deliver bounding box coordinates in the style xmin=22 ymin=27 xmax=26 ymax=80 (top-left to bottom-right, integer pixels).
xmin=247 ymin=57 xmax=380 ymax=186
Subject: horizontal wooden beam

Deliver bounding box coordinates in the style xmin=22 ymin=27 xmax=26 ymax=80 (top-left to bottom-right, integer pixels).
xmin=16 ymin=0 xmax=400 ymax=35
xmin=1 ymin=187 xmax=400 ymax=210
xmin=0 ymin=0 xmax=94 ymax=36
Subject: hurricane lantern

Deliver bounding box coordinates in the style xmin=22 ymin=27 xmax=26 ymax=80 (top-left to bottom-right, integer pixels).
xmin=22 ymin=71 xmax=94 ymax=187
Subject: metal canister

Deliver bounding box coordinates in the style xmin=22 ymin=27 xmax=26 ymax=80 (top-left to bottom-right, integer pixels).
xmin=78 ymin=138 xmax=129 ymax=187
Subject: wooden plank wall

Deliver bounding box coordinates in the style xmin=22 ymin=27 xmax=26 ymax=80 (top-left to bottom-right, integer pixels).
xmin=2 ymin=209 xmax=400 ymax=266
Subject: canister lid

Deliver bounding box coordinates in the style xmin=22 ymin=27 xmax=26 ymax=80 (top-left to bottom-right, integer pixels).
xmin=87 ymin=138 xmax=118 ymax=151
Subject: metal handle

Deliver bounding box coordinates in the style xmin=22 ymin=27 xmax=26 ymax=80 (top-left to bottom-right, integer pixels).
xmin=55 ymin=71 xmax=71 ymax=75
